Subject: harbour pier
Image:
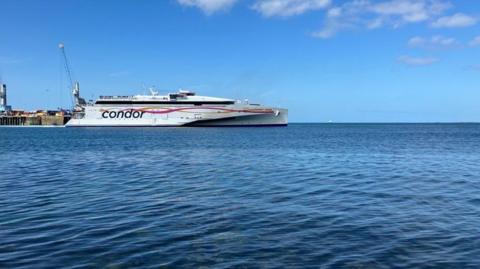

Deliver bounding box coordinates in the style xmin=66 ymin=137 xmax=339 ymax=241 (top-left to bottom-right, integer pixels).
xmin=0 ymin=113 xmax=71 ymax=126
xmin=0 ymin=83 xmax=71 ymax=126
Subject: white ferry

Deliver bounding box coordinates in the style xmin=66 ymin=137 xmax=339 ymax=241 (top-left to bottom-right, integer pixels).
xmin=66 ymin=85 xmax=287 ymax=127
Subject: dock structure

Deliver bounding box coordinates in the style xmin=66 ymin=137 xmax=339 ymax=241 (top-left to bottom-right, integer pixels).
xmin=0 ymin=116 xmax=26 ymax=125
xmin=0 ymin=82 xmax=72 ymax=126
xmin=0 ymin=44 xmax=81 ymax=126
xmin=0 ymin=115 xmax=71 ymax=126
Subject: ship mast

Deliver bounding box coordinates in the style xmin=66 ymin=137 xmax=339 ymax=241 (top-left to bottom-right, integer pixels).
xmin=59 ymin=43 xmax=85 ymax=111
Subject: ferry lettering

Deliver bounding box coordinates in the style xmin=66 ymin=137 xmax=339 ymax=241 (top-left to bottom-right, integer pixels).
xmin=101 ymin=110 xmax=145 ymax=119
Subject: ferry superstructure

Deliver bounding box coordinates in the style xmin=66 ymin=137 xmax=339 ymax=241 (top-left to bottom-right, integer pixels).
xmin=66 ymin=89 xmax=288 ymax=127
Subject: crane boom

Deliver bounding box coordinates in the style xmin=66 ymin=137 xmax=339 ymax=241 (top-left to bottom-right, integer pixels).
xmin=59 ymin=43 xmax=74 ymax=91
xmin=59 ymin=43 xmax=85 ymax=111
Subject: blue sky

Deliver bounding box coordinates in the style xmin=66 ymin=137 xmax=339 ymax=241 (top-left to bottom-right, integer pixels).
xmin=0 ymin=0 xmax=479 ymax=122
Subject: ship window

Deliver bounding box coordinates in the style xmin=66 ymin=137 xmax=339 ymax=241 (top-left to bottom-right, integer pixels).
xmin=95 ymin=100 xmax=235 ymax=105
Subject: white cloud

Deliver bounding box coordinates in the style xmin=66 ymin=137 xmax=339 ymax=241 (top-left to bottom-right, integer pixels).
xmin=327 ymin=7 xmax=341 ymax=17
xmin=408 ymin=35 xmax=458 ymax=49
xmin=312 ymin=0 xmax=369 ymax=39
xmin=371 ymin=0 xmax=449 ymax=23
xmin=469 ymin=36 xmax=480 ymax=47
xmin=252 ymin=0 xmax=331 ymax=17
xmin=398 ymin=55 xmax=439 ymax=66
xmin=408 ymin=36 xmax=426 ymax=46
xmin=314 ymin=0 xmax=452 ymax=39
xmin=431 ymin=13 xmax=477 ymax=28
xmin=177 ymin=0 xmax=237 ymax=14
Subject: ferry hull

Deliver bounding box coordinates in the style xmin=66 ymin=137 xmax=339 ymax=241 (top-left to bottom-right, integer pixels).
xmin=65 ymin=106 xmax=287 ymax=127
xmin=188 ymin=109 xmax=288 ymax=127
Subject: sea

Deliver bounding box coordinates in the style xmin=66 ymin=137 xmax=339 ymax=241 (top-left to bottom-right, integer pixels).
xmin=1 ymin=124 xmax=479 ymax=268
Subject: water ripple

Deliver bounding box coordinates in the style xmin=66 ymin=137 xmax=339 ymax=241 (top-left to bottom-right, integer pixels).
xmin=1 ymin=124 xmax=480 ymax=268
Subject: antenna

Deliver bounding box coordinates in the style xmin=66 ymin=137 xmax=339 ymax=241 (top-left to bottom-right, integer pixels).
xmin=149 ymin=86 xmax=159 ymax=96
xmin=142 ymin=83 xmax=147 ymax=95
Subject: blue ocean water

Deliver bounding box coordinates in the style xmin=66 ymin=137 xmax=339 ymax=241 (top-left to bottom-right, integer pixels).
xmin=1 ymin=124 xmax=480 ymax=268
